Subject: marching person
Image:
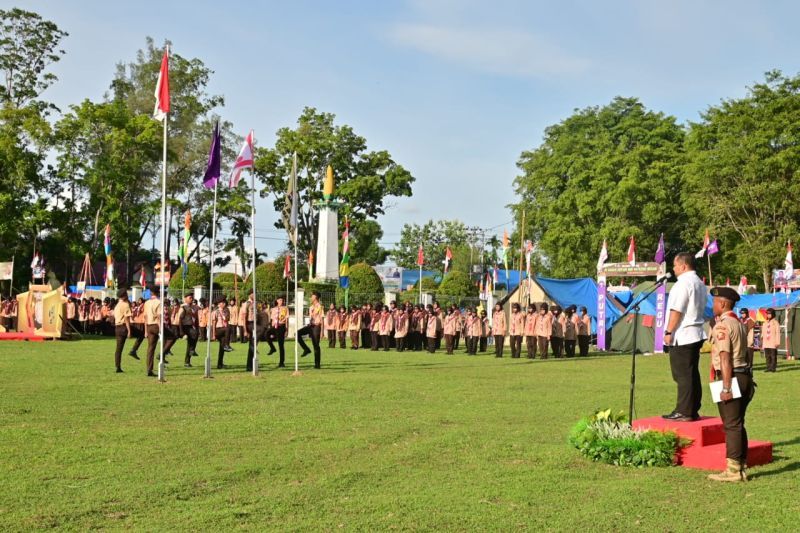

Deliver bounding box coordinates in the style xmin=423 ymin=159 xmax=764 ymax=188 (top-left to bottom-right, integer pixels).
xmin=297 ymin=291 xmax=324 ymax=368
xmin=663 ymin=252 xmax=708 ymax=422
xmin=178 ymin=294 xmax=199 ymax=367
xmin=577 ymin=306 xmax=591 ymax=357
xmin=707 ymin=287 xmax=755 ymax=482
xmin=211 ymin=298 xmax=230 ymax=369
xmin=761 ymin=308 xmax=780 ymax=372
xmin=491 ymin=303 xmax=506 ymax=357
xmin=535 ymin=303 xmax=552 ymax=359
xmin=112 ymin=289 xmax=132 ymax=373
xmin=143 ymin=292 xmax=161 ymax=377
xmin=524 ymin=304 xmax=538 ymax=359
xmin=267 ymin=296 xmax=289 ymax=367
xmin=128 ymin=298 xmax=145 ymax=360
xmin=509 ymin=303 xmax=524 ymax=358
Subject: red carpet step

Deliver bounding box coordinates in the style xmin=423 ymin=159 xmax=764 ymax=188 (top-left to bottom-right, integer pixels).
xmin=0 ymin=332 xmax=46 ymax=341
xmin=633 ymin=416 xmax=773 ymax=470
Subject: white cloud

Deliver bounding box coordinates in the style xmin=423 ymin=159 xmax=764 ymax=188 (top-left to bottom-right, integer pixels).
xmin=389 ymin=23 xmax=589 ymax=80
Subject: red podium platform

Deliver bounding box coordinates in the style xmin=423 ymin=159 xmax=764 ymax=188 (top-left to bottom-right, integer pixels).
xmin=633 ymin=416 xmax=773 ymax=470
xmin=0 ymin=332 xmax=45 ymax=341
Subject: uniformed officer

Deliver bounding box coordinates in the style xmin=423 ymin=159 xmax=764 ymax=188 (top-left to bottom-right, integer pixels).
xmin=143 ymin=292 xmax=161 ymax=377
xmin=524 ymin=304 xmax=538 ymax=359
xmin=707 ymin=286 xmax=754 ymax=482
xmin=577 ymin=306 xmax=591 ymax=357
xmin=491 ymin=303 xmax=506 ymax=357
xmin=535 ymin=303 xmax=552 ymax=359
xmin=178 ymin=294 xmax=198 ymax=367
xmin=112 ymin=289 xmax=132 ymax=373
xmin=267 ymin=296 xmax=289 ymax=367
xmin=297 ymin=291 xmax=324 ymax=367
xmin=509 ymin=303 xmax=524 ymax=358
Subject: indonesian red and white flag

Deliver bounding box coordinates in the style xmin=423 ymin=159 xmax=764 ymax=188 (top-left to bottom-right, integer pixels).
xmin=443 ymin=247 xmax=453 ymax=273
xmin=139 ymin=266 xmax=146 ymax=287
xmin=229 ymin=130 xmax=255 ymax=187
xmin=784 ymin=241 xmax=794 ymax=279
xmin=737 ymin=276 xmax=748 ymax=295
xmin=627 ymin=236 xmax=636 ymax=266
xmin=283 ymin=254 xmax=291 ymax=279
xmin=417 ymin=245 xmax=424 ymax=267
xmin=695 ymin=229 xmax=710 ymax=258
xmin=596 ymin=239 xmax=608 ymax=272
xmin=153 ymin=48 xmax=170 ymax=121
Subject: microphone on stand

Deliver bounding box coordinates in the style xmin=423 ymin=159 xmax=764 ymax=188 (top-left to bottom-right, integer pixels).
xmin=656 ymin=272 xmax=673 ymax=285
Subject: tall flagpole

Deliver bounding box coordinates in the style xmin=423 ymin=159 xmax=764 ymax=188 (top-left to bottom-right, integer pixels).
xmin=157 ymin=114 xmax=167 ymax=383
xmin=250 ymin=130 xmax=259 ymax=376
xmin=293 ymin=152 xmax=300 ymax=374
xmin=204 ymin=181 xmax=218 ymax=379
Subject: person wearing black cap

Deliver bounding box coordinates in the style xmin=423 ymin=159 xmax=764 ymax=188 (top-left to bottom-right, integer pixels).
xmin=112 ymin=288 xmax=132 ymax=373
xmin=707 ymin=286 xmax=754 ymax=482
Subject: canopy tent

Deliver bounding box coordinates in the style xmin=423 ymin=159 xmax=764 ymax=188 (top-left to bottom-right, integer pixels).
xmin=400 ymin=269 xmax=439 ymax=290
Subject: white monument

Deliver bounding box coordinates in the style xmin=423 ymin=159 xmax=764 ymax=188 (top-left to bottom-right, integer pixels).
xmin=314 ymin=165 xmax=342 ymax=282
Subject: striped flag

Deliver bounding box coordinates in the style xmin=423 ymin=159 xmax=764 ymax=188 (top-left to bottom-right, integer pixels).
xmin=627 ymin=236 xmax=636 ymax=266
xmin=443 ymin=247 xmax=453 ymax=274
xmin=283 ymin=254 xmax=291 ymax=279
xmin=339 ymin=218 xmax=350 ymax=289
xmin=784 ymin=241 xmax=793 ymax=278
xmin=153 ymin=48 xmax=169 ymax=121
xmin=139 ymin=265 xmax=146 ymax=287
xmin=229 ymin=130 xmax=254 ymax=188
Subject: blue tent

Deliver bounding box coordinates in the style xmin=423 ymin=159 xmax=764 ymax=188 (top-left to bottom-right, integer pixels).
xmin=401 ymin=269 xmax=439 ymax=289
xmin=534 ymin=276 xmax=624 ymax=334
xmin=733 ymin=290 xmax=800 ymax=312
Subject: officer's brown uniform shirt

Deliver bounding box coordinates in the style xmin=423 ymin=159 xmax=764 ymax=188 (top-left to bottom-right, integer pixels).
xmin=143 ymin=299 xmax=161 ymax=325
xmin=711 ymin=313 xmax=750 ymax=371
xmin=114 ymin=300 xmax=132 ymax=326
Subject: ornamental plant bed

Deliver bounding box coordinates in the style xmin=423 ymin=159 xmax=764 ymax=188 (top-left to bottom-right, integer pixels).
xmin=569 ymin=409 xmax=690 ymax=467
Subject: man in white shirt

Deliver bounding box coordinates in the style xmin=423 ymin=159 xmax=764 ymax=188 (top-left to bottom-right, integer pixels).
xmin=663 ymin=252 xmax=708 ymax=421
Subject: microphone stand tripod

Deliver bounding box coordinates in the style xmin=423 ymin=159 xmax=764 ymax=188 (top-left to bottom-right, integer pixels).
xmin=618 ymin=275 xmax=671 ymax=424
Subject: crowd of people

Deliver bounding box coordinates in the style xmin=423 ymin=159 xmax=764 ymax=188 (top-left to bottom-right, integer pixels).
xmin=0 ymin=296 xmax=18 ymax=332
xmin=49 ymin=290 xmax=596 ymax=375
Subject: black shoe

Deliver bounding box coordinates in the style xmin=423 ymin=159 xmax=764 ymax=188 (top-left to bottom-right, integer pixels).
xmin=663 ymin=412 xmax=693 ymax=422
xmin=184 ymin=363 xmax=192 ymax=368
xmin=191 ymin=351 xmax=198 ymax=357
xmin=277 ymin=364 xmax=286 ymax=368
xmin=129 ymin=352 xmax=140 ymax=360
xmin=217 ymin=364 xmax=226 ymax=369
xmin=147 ymin=372 xmax=157 ymax=377
xmin=116 ymin=368 xmax=123 ymax=373
xmin=268 ymin=349 xmax=276 ymax=355
xmin=301 ymin=350 xmax=311 ymax=358
xmin=165 ymin=351 xmax=173 ymax=356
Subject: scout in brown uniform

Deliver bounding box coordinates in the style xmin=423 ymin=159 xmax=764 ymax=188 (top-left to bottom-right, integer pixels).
xmin=211 ymin=298 xmax=230 ymax=368
xmin=479 ymin=310 xmax=489 ymax=353
xmin=297 ymin=291 xmax=324 ymax=367
xmin=425 ymin=309 xmax=438 ymax=353
xmin=127 ymin=298 xmax=145 ymax=359
xmin=469 ymin=310 xmax=483 ymax=354
xmin=394 ymin=308 xmax=410 ymax=352
xmin=761 ymin=308 xmax=780 ymax=372
xmin=227 ymin=299 xmax=239 ymax=348
xmin=238 ymin=300 xmax=249 ymax=344
xmin=267 ymin=297 xmax=289 ymax=367
xmin=738 ymin=308 xmax=756 ymax=367
xmin=360 ymin=303 xmax=371 ymax=349
xmin=370 ymin=304 xmax=382 ymax=350
xmin=443 ymin=309 xmax=457 ymax=354
xmin=707 ymin=287 xmax=755 ymax=482
xmin=577 ymin=306 xmax=591 ymax=357
xmin=337 ymin=306 xmax=349 ymax=348
xmin=178 ymin=294 xmax=199 ymax=366
xmin=523 ymin=304 xmax=538 ymax=358
xmin=509 ymin=303 xmax=525 ymax=358
xmin=550 ymin=305 xmax=565 ymax=358
xmin=325 ymin=303 xmax=338 ymax=348
xmin=491 ymin=303 xmax=506 ymax=357
xmin=143 ymin=293 xmax=161 ymax=377
xmin=535 ymin=303 xmax=553 ymax=359
xmin=348 ymin=305 xmax=361 ymax=349
xmin=112 ymin=289 xmax=132 ymax=373
xmin=379 ymin=307 xmax=392 ymax=351
xmin=563 ymin=305 xmax=577 ymax=358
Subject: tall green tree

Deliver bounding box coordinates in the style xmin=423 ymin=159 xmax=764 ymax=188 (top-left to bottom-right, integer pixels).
xmin=254 ymin=107 xmax=415 ymax=255
xmin=512 ymin=97 xmax=687 ymax=278
xmin=0 ymin=8 xmax=67 ymax=278
xmin=348 ymin=219 xmax=388 ymax=265
xmin=684 ymin=71 xmax=800 ymax=290
xmin=392 ymin=219 xmax=472 ymax=271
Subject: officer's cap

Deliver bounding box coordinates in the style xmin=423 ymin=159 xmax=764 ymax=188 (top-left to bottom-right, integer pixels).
xmin=710 ymin=286 xmax=740 ymax=303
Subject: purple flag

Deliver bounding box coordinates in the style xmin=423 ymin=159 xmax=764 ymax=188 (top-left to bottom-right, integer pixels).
xmin=707 ymin=239 xmax=719 ymax=256
xmin=203 ymin=122 xmax=221 ymax=189
xmin=654 ymin=233 xmax=665 ymax=264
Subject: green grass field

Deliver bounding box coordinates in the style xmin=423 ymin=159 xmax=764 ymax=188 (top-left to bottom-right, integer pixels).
xmin=1 ymin=338 xmax=799 ymax=531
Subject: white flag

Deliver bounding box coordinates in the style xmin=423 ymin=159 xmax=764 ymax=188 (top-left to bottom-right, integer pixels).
xmin=596 ymin=240 xmax=608 ymax=272
xmin=229 ymin=130 xmax=254 ymax=188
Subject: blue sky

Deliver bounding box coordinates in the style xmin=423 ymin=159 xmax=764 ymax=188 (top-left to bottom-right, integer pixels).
xmin=16 ymin=0 xmax=800 ymax=260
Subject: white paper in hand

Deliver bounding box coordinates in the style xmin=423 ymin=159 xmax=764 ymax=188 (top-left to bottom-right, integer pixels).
xmin=710 ymin=377 xmax=742 ymax=403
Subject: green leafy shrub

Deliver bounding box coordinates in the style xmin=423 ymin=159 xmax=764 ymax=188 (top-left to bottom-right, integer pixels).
xmin=168 ymin=263 xmax=210 ymax=296
xmin=568 ymin=409 xmax=685 ymax=467
xmin=244 ymin=262 xmax=286 ymax=295
xmin=437 ymin=271 xmax=478 ymax=298
xmin=214 ymin=272 xmax=243 ymax=299
xmin=414 ymin=276 xmax=438 ymax=291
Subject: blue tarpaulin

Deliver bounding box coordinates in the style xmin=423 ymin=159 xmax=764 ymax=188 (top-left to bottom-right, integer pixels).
xmin=534 ymin=276 xmax=624 ymax=334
